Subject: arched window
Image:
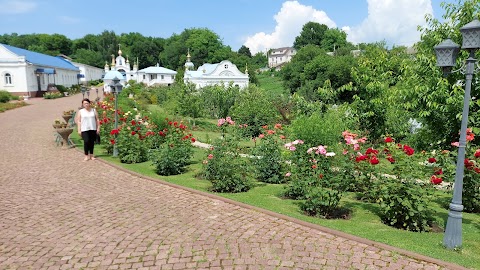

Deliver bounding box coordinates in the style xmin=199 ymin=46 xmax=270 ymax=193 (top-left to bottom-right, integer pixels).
xmin=4 ymin=73 xmax=12 ymax=85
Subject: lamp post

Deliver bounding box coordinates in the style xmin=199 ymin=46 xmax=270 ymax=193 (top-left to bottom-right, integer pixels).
xmin=110 ymin=77 xmax=123 ymax=157
xmin=434 ymin=18 xmax=480 ymax=249
xmin=81 ymin=84 xmax=87 ymax=99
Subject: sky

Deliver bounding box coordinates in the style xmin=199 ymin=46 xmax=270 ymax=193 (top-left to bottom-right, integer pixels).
xmin=0 ymin=0 xmax=456 ymax=54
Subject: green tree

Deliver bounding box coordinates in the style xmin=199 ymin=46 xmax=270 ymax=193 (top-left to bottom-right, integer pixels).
xmin=398 ymin=0 xmax=480 ymax=148
xmin=281 ymin=44 xmax=324 ymax=93
xmin=238 ymin=45 xmax=252 ymax=57
xmin=293 ymin=22 xmax=328 ymax=49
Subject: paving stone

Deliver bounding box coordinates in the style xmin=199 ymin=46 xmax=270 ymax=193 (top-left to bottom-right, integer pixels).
xmin=0 ymin=95 xmax=468 ymax=270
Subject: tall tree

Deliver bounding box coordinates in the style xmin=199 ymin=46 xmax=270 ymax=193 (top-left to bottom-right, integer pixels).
xmin=238 ymin=45 xmax=252 ymax=58
xmin=293 ymin=22 xmax=328 ymax=49
xmin=398 ymin=0 xmax=480 ymax=148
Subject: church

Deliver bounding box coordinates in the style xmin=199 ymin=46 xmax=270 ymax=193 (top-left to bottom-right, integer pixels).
xmin=104 ymin=47 xmax=177 ymax=87
xmin=183 ymin=51 xmax=249 ymax=89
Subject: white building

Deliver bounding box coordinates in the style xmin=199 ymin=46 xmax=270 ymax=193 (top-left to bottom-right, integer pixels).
xmin=104 ymin=48 xmax=176 ymax=86
xmin=0 ymin=43 xmax=80 ymax=97
xmin=268 ymin=47 xmax=296 ymax=70
xmin=183 ymin=52 xmax=249 ymax=89
xmin=73 ymin=62 xmax=104 ymax=84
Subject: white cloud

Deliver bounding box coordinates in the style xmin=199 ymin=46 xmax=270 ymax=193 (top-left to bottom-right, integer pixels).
xmin=344 ymin=0 xmax=433 ymax=47
xmin=244 ymin=0 xmax=435 ymax=53
xmin=244 ymin=1 xmax=336 ymax=54
xmin=0 ymin=0 xmax=37 ymax=14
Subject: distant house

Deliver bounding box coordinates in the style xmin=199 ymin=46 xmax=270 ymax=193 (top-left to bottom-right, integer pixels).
xmin=0 ymin=43 xmax=80 ymax=97
xmin=268 ymin=47 xmax=297 ymax=70
xmin=183 ymin=52 xmax=249 ymax=89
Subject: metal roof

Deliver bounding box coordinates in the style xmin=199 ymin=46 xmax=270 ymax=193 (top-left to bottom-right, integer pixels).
xmin=1 ymin=43 xmax=79 ymax=71
xmin=103 ymin=70 xmax=126 ymax=80
xmin=138 ymin=66 xmax=177 ymax=74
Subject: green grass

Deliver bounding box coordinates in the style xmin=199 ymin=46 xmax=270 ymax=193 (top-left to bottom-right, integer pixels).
xmin=0 ymin=100 xmax=28 ymax=112
xmin=256 ymin=73 xmax=289 ymax=96
xmin=71 ymin=131 xmax=480 ymax=269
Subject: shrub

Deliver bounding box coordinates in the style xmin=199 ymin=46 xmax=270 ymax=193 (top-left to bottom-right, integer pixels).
xmin=378 ymin=180 xmax=434 ymax=232
xmin=43 ymin=92 xmax=63 ymax=99
xmin=287 ymin=104 xmax=357 ymax=146
xmin=300 ymin=187 xmax=343 ymax=218
xmin=251 ymin=124 xmax=285 ymax=183
xmin=150 ymin=121 xmax=194 ymax=175
xmin=0 ymin=90 xmax=13 ymax=103
xmin=202 ymin=117 xmax=253 ymax=193
xmin=230 ymin=85 xmax=279 ymax=138
xmin=56 ymin=85 xmax=67 ymax=93
xmin=115 ymin=127 xmax=149 ymax=164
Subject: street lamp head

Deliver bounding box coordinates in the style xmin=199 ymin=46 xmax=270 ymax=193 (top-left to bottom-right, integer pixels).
xmin=459 ymin=19 xmax=480 ymax=51
xmin=434 ymin=38 xmax=460 ymax=74
xmin=80 ymin=85 xmax=87 ymax=94
xmin=115 ymin=81 xmax=123 ymax=95
xmin=112 ymin=76 xmax=120 ymax=85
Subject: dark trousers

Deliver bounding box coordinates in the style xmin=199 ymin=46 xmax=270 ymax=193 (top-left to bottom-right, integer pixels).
xmin=81 ymin=130 xmax=96 ymax=155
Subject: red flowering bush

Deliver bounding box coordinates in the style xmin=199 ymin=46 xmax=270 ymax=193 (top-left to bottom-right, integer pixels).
xmin=150 ymin=120 xmax=195 ymax=175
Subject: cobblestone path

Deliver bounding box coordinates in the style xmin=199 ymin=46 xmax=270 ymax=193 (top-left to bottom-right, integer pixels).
xmin=0 ymin=95 xmax=467 ymax=269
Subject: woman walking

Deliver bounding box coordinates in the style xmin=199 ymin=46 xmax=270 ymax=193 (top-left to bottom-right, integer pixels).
xmin=76 ymin=98 xmax=100 ymax=161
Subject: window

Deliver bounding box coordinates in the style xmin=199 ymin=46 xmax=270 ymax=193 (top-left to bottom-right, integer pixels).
xmin=224 ymin=64 xmax=229 ymax=69
xmin=4 ymin=73 xmax=12 ymax=85
xmin=143 ymin=74 xmax=146 ymax=79
xmin=150 ymin=74 xmax=157 ymax=80
xmin=161 ymin=75 xmax=164 ymax=80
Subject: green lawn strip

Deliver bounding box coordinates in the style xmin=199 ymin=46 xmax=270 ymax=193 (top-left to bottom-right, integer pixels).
xmin=70 ymin=131 xmax=480 ymax=269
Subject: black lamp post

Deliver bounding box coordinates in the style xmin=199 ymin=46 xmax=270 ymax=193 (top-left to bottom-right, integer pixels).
xmin=81 ymin=85 xmax=87 ymax=99
xmin=110 ymin=77 xmax=123 ymax=157
xmin=434 ymin=18 xmax=480 ymax=249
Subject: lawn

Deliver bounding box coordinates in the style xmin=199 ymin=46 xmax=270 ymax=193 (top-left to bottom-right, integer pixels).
xmin=71 ymin=133 xmax=480 ymax=269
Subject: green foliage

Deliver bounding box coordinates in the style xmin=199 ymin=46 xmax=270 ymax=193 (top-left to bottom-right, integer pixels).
xmin=281 ymin=45 xmax=324 ymax=93
xmin=251 ymin=127 xmax=285 ymax=184
xmin=398 ymin=0 xmax=480 ymax=148
xmin=56 ymin=85 xmax=67 ymax=93
xmin=200 ymin=84 xmax=239 ymax=118
xmin=150 ymin=122 xmax=194 ymax=175
xmin=294 ymin=22 xmax=329 ymax=49
xmin=287 ymin=105 xmax=357 ymax=146
xmin=230 ymin=85 xmax=279 ymax=137
xmin=202 ymin=121 xmax=253 ymax=193
xmin=300 ymin=187 xmax=343 ymax=218
xmin=0 ymin=90 xmax=14 ymax=103
xmin=43 ymin=92 xmax=63 ymax=99
xmin=378 ymin=181 xmax=434 ymax=232
xmin=116 ymin=124 xmax=149 ymax=164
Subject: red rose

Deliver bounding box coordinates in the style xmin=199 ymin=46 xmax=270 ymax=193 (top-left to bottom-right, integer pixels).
xmin=384 ymin=137 xmax=393 ymax=143
xmin=475 ymin=149 xmax=480 ymax=158
xmin=370 ymin=156 xmax=379 ymax=165
xmin=403 ymin=145 xmax=415 ymax=156
xmin=430 ymin=175 xmax=443 ymax=185
xmin=428 ymin=157 xmax=437 ymax=163
xmin=191 ymin=138 xmax=196 ymax=143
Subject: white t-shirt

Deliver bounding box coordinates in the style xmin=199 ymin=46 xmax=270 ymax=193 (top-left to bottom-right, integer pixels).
xmin=79 ymin=109 xmax=97 ymax=132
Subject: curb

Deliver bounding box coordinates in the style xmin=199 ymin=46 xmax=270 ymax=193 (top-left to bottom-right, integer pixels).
xmin=79 ymin=148 xmax=470 ymax=270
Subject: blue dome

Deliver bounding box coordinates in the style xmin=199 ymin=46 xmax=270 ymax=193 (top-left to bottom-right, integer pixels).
xmin=103 ymin=70 xmax=125 ymax=81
